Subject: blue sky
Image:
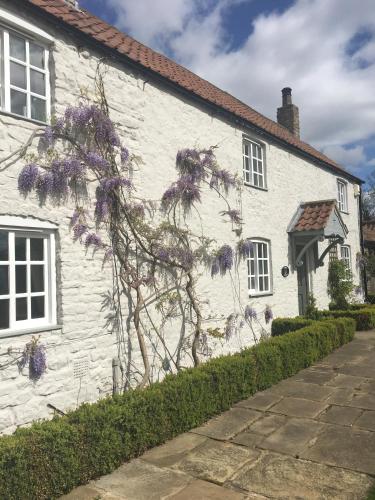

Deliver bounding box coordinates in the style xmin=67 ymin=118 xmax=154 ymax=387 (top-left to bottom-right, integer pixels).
xmin=79 ymin=0 xmax=375 ymax=184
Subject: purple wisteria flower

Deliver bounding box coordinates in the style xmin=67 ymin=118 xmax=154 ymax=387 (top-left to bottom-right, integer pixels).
xmin=73 ymin=224 xmax=88 ymax=241
xmin=120 ymin=146 xmax=129 ymax=164
xmin=217 ymin=245 xmax=233 ymax=274
xmin=209 ymin=169 xmax=236 ymax=193
xmin=18 ymin=337 xmax=47 ymax=380
xmin=221 ymin=209 xmax=242 ymax=225
xmin=100 ymin=176 xmax=132 ymax=192
xmin=237 ymin=239 xmax=254 ymax=260
xmin=85 ymin=151 xmax=110 ymax=171
xmin=29 ymin=343 xmax=46 ymax=380
xmin=264 ymin=305 xmax=273 ymax=324
xmin=36 ymin=172 xmax=54 ymax=199
xmin=18 ymin=164 xmax=39 ymax=194
xmin=176 ymin=148 xmax=206 ymax=182
xmin=85 ymin=232 xmax=102 ymax=248
xmin=43 ymin=126 xmax=54 ymax=145
xmin=162 ymin=175 xmax=201 ymax=211
xmin=244 ymin=305 xmax=257 ymax=321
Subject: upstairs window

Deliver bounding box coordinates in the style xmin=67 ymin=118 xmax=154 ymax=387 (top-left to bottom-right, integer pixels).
xmin=243 ymin=138 xmax=266 ymax=189
xmin=0 ymin=219 xmax=57 ymax=335
xmin=0 ymin=28 xmax=50 ymax=122
xmin=247 ymin=239 xmax=272 ymax=295
xmin=337 ymin=180 xmax=348 ymax=213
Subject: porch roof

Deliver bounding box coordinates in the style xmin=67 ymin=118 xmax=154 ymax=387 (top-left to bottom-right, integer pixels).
xmin=288 ymin=199 xmax=348 ymax=238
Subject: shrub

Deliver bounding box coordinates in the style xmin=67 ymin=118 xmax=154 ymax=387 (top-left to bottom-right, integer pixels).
xmin=368 ymin=293 xmax=375 ymax=304
xmin=321 ymin=308 xmax=375 ymax=330
xmin=305 ymin=293 xmax=320 ymax=320
xmin=0 ymin=317 xmax=355 ymax=500
xmin=271 ymin=317 xmax=313 ymax=337
xmin=327 ymin=259 xmax=354 ymax=310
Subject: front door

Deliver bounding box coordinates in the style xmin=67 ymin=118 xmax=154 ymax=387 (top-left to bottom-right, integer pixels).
xmin=296 ymin=244 xmax=309 ymax=315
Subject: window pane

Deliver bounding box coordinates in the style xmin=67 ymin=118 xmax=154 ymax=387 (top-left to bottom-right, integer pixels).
xmin=30 ymin=70 xmax=45 ymax=96
xmin=264 ymin=260 xmax=268 ymax=274
xmin=251 ymin=277 xmax=255 ymax=290
xmin=254 ymin=174 xmax=259 ymax=186
xmin=10 ymin=62 xmax=27 ymax=89
xmin=30 ymin=238 xmax=44 ymax=261
xmin=11 ymin=90 xmax=27 ymax=117
xmin=16 ymin=297 xmax=28 ymax=321
xmin=244 ymin=143 xmax=249 ymax=156
xmin=0 ymin=266 xmax=9 ymax=295
xmin=259 ymin=260 xmax=263 ymax=274
xmin=31 ymin=96 xmax=46 ymax=122
xmin=0 ymin=299 xmax=9 ymax=329
xmin=258 ymin=244 xmax=263 ymax=258
xmin=264 ymin=277 xmax=269 ymax=291
xmin=31 ymin=296 xmax=45 ymax=319
xmin=30 ymin=42 xmax=45 ymax=68
xmin=0 ymin=232 xmax=8 ymax=261
xmin=31 ymin=265 xmax=44 ymax=292
xmin=259 ymin=277 xmax=264 ymax=291
xmin=10 ymin=34 xmax=26 ymax=61
xmin=16 ymin=265 xmax=27 ymax=293
xmin=15 ymin=237 xmax=26 ymax=261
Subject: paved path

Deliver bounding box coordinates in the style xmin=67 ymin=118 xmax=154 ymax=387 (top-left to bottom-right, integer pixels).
xmin=62 ymin=331 xmax=375 ymax=500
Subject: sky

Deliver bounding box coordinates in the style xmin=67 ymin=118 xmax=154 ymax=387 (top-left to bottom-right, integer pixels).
xmin=79 ymin=0 xmax=375 ymax=184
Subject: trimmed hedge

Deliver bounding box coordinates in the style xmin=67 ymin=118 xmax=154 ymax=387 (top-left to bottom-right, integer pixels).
xmin=319 ymin=308 xmax=375 ymax=330
xmin=271 ymin=317 xmax=314 ymax=337
xmin=0 ymin=317 xmax=355 ymax=500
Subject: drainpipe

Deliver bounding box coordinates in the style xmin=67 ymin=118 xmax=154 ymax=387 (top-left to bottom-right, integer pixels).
xmin=359 ymin=187 xmax=368 ymax=301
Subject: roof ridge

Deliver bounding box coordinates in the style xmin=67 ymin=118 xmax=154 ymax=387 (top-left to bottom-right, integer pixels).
xmin=25 ymin=0 xmax=362 ymax=183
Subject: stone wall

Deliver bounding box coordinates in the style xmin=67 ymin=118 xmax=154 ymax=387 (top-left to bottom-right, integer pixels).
xmin=0 ymin=1 xmax=363 ymax=433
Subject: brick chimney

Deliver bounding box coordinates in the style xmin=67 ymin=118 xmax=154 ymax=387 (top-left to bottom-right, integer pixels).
xmin=277 ymin=87 xmax=300 ymax=138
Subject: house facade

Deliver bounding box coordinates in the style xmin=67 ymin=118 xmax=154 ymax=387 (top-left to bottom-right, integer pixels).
xmin=0 ymin=0 xmax=363 ymax=434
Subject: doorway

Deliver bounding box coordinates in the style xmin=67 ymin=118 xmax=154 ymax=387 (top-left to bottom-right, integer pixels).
xmin=296 ymin=244 xmax=310 ymax=315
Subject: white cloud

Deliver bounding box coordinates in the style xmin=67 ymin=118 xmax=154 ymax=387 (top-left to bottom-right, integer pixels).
xmin=322 ymin=144 xmax=366 ymax=169
xmin=107 ymin=0 xmax=375 ymax=171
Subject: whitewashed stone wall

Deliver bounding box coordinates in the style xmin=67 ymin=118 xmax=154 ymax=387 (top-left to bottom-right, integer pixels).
xmin=0 ymin=2 xmax=363 ymax=433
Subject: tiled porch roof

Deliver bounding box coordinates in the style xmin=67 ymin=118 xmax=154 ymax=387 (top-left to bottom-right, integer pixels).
xmin=292 ymin=200 xmax=337 ymax=232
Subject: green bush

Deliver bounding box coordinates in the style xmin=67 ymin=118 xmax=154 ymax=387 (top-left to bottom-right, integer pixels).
xmin=271 ymin=317 xmax=313 ymax=336
xmin=319 ymin=308 xmax=375 ymax=330
xmin=368 ymin=293 xmax=375 ymax=304
xmin=0 ymin=317 xmax=355 ymax=500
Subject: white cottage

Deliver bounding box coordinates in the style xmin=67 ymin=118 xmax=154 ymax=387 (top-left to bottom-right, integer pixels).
xmin=0 ymin=0 xmax=364 ymax=434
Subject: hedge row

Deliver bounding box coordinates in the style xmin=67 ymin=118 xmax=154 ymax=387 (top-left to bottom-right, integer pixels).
xmin=0 ymin=318 xmax=355 ymax=500
xmin=271 ymin=317 xmax=314 ymax=337
xmin=319 ymin=308 xmax=375 ymax=330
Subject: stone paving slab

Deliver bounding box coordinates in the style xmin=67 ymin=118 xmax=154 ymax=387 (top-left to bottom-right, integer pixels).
xmin=301 ymin=424 xmax=375 ymax=475
xmin=191 ymin=407 xmax=261 ymax=440
xmin=354 ymin=410 xmax=375 ymax=431
xmin=142 ymin=432 xmax=207 ymax=467
xmin=267 ymin=380 xmax=334 ymax=401
xmin=318 ymin=404 xmax=363 ymax=426
xmin=172 ymin=439 xmax=260 ymax=484
xmin=268 ymin=396 xmax=328 ymax=418
xmin=259 ymin=418 xmax=325 ymax=456
xmin=61 ymin=330 xmax=375 ymax=500
xmin=235 ymin=391 xmax=282 ymax=411
xmin=228 ymin=451 xmax=373 ymax=500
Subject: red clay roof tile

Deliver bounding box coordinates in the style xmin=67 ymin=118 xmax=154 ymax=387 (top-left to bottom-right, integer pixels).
xmin=25 ymin=0 xmax=361 ymax=183
xmin=293 ymin=200 xmax=337 ymax=232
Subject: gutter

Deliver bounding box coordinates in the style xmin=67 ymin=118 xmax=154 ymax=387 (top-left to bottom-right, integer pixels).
xmin=20 ymin=0 xmax=363 ymax=186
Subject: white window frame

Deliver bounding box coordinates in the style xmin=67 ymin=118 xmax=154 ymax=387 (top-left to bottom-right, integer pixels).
xmin=247 ymin=239 xmax=272 ymax=296
xmin=0 ymin=216 xmax=57 ymax=336
xmin=243 ymin=138 xmax=266 ymax=189
xmin=337 ymin=179 xmax=348 ymax=213
xmin=340 ymin=244 xmax=351 ymax=273
xmin=0 ymin=7 xmax=53 ymax=123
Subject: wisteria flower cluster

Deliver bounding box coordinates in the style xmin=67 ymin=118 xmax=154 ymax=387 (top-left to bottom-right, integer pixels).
xmin=211 ymin=245 xmax=234 ymax=276
xmin=244 ymin=305 xmax=257 ymax=321
xmin=18 ymin=336 xmax=47 ymax=380
xmin=264 ymin=305 xmax=273 ymax=324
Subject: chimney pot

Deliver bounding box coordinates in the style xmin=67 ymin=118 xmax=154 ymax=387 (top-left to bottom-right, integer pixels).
xmin=277 ymin=87 xmax=300 ymax=138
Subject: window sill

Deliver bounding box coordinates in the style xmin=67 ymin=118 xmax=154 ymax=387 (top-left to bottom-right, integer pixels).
xmin=0 ymin=109 xmax=48 ymax=127
xmin=0 ymin=324 xmax=62 ymax=339
xmin=243 ymin=182 xmax=268 ymax=192
xmin=249 ymin=292 xmax=273 ymax=298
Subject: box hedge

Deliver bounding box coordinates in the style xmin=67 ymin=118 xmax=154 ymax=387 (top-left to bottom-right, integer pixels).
xmin=0 ymin=317 xmax=355 ymax=500
xmin=319 ymin=307 xmax=375 ymax=330
xmin=271 ymin=317 xmax=314 ymax=337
